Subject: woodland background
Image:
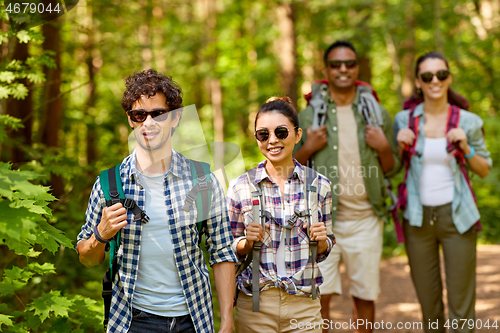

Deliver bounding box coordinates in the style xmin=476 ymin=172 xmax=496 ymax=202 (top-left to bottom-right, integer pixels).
xmin=1 ymin=0 xmax=499 ymax=331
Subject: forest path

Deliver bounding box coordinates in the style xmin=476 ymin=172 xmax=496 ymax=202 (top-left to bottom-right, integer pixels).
xmin=325 ymin=244 xmax=500 ymax=332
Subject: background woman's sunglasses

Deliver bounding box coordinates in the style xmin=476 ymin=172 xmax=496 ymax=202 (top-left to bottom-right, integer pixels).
xmin=127 ymin=108 xmax=170 ymax=122
xmin=419 ymin=70 xmax=450 ymax=83
xmin=254 ymin=126 xmax=297 ymax=142
xmin=328 ymin=59 xmax=358 ymax=69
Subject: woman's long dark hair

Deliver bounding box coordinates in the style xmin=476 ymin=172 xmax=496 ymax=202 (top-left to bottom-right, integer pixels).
xmin=404 ymin=52 xmax=469 ymax=110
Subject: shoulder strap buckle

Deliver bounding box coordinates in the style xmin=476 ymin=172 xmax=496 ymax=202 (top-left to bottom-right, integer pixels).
xmin=123 ymin=198 xmax=135 ymax=210
xmin=198 ymin=181 xmax=210 ymax=191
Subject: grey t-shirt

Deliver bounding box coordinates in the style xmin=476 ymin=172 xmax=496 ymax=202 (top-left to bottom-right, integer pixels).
xmin=132 ymin=172 xmax=189 ymax=316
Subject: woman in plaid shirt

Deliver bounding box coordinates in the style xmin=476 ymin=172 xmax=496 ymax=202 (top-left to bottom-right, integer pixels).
xmin=227 ymin=97 xmax=335 ymax=333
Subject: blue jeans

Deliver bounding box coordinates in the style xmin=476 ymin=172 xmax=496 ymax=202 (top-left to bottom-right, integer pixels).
xmin=129 ymin=308 xmax=196 ymax=333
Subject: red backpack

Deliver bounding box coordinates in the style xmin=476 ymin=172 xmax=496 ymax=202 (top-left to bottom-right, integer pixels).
xmin=392 ymin=104 xmax=481 ymax=243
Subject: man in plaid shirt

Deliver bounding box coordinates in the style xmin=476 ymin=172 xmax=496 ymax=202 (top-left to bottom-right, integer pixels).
xmin=76 ymin=69 xmax=237 ymax=333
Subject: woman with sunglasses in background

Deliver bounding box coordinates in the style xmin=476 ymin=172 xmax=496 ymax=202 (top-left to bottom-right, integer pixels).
xmin=394 ymin=52 xmax=491 ymax=333
xmin=226 ymin=97 xmax=335 ymax=332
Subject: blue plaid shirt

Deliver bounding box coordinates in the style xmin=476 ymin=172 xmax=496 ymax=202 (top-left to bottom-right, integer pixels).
xmin=77 ymin=149 xmax=237 ymax=333
xmin=227 ymin=160 xmax=334 ymax=297
xmin=394 ymin=104 xmax=493 ymax=233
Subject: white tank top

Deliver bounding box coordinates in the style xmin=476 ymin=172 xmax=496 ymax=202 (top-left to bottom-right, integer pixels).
xmin=419 ymin=137 xmax=454 ymax=206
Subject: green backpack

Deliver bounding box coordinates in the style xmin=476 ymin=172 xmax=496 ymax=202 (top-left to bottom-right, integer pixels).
xmin=98 ymin=160 xmax=212 ymax=330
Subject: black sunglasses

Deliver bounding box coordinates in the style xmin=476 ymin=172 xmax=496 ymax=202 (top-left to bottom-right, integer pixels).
xmin=328 ymin=59 xmax=358 ymax=69
xmin=419 ymin=70 xmax=450 ymax=83
xmin=254 ymin=126 xmax=297 ymax=142
xmin=127 ymin=108 xmax=171 ymax=122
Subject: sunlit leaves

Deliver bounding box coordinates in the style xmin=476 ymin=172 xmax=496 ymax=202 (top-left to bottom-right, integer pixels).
xmin=16 ymin=30 xmax=30 ymax=43
xmin=0 ymin=314 xmax=14 ymax=331
xmin=0 ymin=71 xmax=16 ymax=83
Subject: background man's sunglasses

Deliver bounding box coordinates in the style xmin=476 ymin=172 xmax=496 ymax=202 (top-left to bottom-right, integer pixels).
xmin=254 ymin=126 xmax=297 ymax=142
xmin=127 ymin=108 xmax=171 ymax=122
xmin=328 ymin=59 xmax=358 ymax=69
xmin=419 ymin=70 xmax=450 ymax=83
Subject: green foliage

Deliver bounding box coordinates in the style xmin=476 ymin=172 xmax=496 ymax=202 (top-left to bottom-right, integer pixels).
xmin=28 ymin=291 xmax=73 ymax=324
xmin=0 ymin=51 xmax=55 ymax=100
xmin=0 ymin=115 xmax=23 ymax=142
xmin=1 ymin=1 xmax=499 ymax=331
xmin=0 ymin=124 xmax=101 ymax=331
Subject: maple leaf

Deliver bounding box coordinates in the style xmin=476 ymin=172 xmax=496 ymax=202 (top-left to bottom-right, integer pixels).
xmin=26 ymin=262 xmax=56 ymax=276
xmin=27 ymin=291 xmax=74 ymax=323
xmin=0 ymin=314 xmax=13 ymax=330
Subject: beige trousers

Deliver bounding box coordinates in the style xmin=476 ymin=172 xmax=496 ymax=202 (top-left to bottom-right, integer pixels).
xmin=235 ymin=288 xmax=322 ymax=333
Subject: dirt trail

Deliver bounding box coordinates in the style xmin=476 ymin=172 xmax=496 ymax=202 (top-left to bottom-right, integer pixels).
xmin=325 ymin=245 xmax=500 ymax=332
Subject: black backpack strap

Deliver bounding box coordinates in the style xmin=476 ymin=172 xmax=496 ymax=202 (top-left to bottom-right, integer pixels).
xmin=183 ymin=160 xmax=212 ymax=243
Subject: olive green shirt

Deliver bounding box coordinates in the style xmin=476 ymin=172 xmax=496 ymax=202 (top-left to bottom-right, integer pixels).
xmin=294 ymin=88 xmax=401 ymax=223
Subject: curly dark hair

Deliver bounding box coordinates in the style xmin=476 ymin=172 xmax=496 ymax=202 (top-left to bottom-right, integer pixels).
xmin=121 ymin=69 xmax=183 ymax=111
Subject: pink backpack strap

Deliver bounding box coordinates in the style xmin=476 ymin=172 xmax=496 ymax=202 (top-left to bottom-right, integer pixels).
xmin=445 ymin=105 xmax=482 ymax=231
xmin=392 ymin=107 xmax=421 ymax=243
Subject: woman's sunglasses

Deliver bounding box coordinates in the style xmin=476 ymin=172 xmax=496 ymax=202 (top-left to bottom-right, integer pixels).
xmin=328 ymin=59 xmax=358 ymax=69
xmin=127 ymin=108 xmax=171 ymax=123
xmin=254 ymin=126 xmax=297 ymax=142
xmin=419 ymin=70 xmax=450 ymax=83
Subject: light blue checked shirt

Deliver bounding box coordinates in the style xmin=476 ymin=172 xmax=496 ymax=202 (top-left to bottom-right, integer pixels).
xmin=77 ymin=149 xmax=237 ymax=333
xmin=394 ymin=104 xmax=492 ymax=234
xmin=227 ymin=160 xmax=334 ymax=297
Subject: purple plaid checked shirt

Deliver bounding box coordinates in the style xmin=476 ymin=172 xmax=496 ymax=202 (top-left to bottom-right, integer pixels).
xmin=227 ymin=160 xmax=334 ymax=297
xmin=77 ymin=149 xmax=237 ymax=333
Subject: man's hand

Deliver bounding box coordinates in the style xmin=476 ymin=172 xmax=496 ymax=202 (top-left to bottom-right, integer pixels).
xmin=396 ymin=128 xmax=416 ymax=150
xmin=77 ymin=203 xmax=128 ymax=267
xmin=365 ymin=125 xmax=390 ymax=152
xmin=367 ymin=125 xmax=396 ymax=173
xmin=305 ymin=125 xmax=328 ymax=154
xmin=293 ymin=125 xmax=328 ymax=165
xmin=446 ymin=128 xmax=469 ymax=154
xmin=98 ymin=203 xmax=128 ymax=240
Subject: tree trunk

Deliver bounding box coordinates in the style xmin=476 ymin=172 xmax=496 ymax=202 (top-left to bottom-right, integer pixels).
xmin=204 ymin=0 xmax=225 ymax=168
xmin=41 ymin=19 xmax=64 ymax=197
xmin=276 ymin=1 xmax=298 ymax=106
xmin=85 ymin=2 xmax=97 ymax=167
xmin=434 ymin=0 xmax=444 ymax=53
xmin=357 ymin=53 xmax=372 ymax=84
xmin=190 ymin=0 xmax=204 ymax=111
xmin=384 ymin=32 xmax=403 ymax=106
xmin=5 ymin=40 xmax=32 ymax=165
xmin=401 ymin=0 xmax=416 ymax=100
